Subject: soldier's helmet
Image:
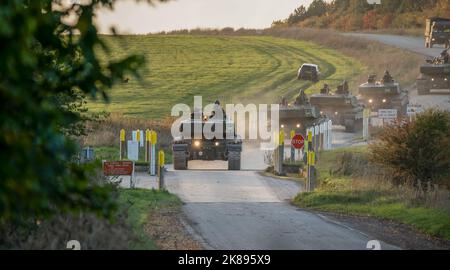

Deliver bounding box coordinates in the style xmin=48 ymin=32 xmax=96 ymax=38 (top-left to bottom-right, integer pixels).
xmin=214 ymin=100 xmax=221 ymax=105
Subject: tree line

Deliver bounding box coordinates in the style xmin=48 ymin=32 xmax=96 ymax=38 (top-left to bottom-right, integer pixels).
xmin=273 ymin=0 xmax=450 ymax=30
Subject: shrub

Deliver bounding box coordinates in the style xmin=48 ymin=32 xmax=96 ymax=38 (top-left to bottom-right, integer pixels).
xmin=369 ymin=110 xmax=450 ymax=188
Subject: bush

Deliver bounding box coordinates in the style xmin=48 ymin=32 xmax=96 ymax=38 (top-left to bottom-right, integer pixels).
xmin=369 ymin=110 xmax=450 ymax=188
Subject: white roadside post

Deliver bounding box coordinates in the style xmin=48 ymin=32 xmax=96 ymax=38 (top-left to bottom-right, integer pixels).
xmin=363 ymin=109 xmax=371 ymax=141
xmin=328 ymin=120 xmax=333 ymax=150
xmin=127 ymin=140 xmax=139 ymax=188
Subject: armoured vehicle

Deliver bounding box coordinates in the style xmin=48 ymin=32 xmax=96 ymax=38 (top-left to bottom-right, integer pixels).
xmin=425 ymin=17 xmax=450 ymax=48
xmin=279 ymin=89 xmax=326 ymax=135
xmin=358 ymin=71 xmax=409 ymax=117
xmin=298 ymin=63 xmax=320 ymax=82
xmin=310 ymin=82 xmax=364 ymax=132
xmin=417 ymin=49 xmax=450 ymax=95
xmin=172 ymin=102 xmax=242 ymax=170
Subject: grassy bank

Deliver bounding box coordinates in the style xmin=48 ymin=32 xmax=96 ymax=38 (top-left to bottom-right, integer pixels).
xmin=293 ymin=146 xmax=450 ymax=242
xmin=118 ymin=188 xmax=182 ymax=249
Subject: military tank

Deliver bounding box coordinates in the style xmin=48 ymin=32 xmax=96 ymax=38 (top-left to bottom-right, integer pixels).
xmin=172 ymin=101 xmax=242 ymax=170
xmin=310 ymin=82 xmax=364 ymax=132
xmin=417 ymin=49 xmax=450 ymax=95
xmin=279 ymin=89 xmax=326 ymax=136
xmin=358 ymin=71 xmax=409 ymax=117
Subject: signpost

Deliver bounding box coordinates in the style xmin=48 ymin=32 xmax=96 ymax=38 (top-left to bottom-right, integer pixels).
xmin=407 ymin=104 xmax=424 ymax=121
xmin=127 ymin=140 xmax=139 ymax=161
xmin=378 ymin=109 xmax=398 ymax=125
xmin=291 ymin=134 xmax=305 ymax=150
xmin=378 ymin=109 xmax=398 ymax=119
xmin=103 ymin=161 xmax=135 ymax=188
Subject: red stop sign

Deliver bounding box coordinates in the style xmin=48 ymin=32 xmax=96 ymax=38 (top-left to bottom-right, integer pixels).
xmin=291 ymin=134 xmax=305 ymax=149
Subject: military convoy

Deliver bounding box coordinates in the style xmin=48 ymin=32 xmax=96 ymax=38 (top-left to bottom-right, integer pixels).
xmin=310 ymin=82 xmax=364 ymax=132
xmin=358 ymin=71 xmax=409 ymax=117
xmin=172 ymin=102 xmax=242 ymax=170
xmin=417 ymin=49 xmax=450 ymax=95
xmin=425 ymin=17 xmax=450 ymax=48
xmin=279 ymin=89 xmax=328 ymax=135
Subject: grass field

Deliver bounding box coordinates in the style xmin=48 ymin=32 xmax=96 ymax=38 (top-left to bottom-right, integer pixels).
xmin=89 ymin=35 xmax=364 ymax=119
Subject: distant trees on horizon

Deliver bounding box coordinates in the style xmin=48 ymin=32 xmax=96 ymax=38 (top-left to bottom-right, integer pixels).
xmin=273 ymin=0 xmax=450 ymax=30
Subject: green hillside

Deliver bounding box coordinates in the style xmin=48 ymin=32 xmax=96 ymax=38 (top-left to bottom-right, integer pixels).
xmin=89 ymin=35 xmax=363 ymax=118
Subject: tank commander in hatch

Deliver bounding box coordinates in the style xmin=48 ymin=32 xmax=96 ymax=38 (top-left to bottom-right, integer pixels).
xmin=320 ymin=83 xmax=330 ymax=95
xmin=210 ymin=100 xmax=226 ymax=120
xmin=382 ymin=70 xmax=394 ymax=84
xmin=294 ymin=89 xmax=309 ymax=105
xmin=336 ymin=80 xmax=350 ymax=95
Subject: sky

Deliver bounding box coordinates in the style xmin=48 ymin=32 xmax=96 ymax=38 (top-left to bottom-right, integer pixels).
xmin=95 ymin=0 xmax=313 ymax=34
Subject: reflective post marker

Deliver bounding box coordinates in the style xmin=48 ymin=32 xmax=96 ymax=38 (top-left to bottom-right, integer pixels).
xmin=145 ymin=129 xmax=151 ymax=162
xmin=307 ymin=130 xmax=314 ymax=192
xmin=278 ymin=130 xmax=285 ymax=175
xmin=119 ymin=129 xmax=126 ymax=160
xmin=158 ymin=150 xmax=165 ymax=190
xmin=150 ymin=131 xmax=157 ymax=176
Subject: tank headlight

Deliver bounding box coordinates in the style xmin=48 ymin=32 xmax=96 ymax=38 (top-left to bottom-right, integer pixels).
xmin=369 ymin=99 xmax=373 ymax=104
xmin=335 ymin=112 xmax=339 ymax=115
xmin=281 ymin=124 xmax=285 ymax=128
xmin=382 ymin=99 xmax=387 ymax=103
xmin=215 ymin=142 xmax=220 ymax=146
xmin=194 ymin=141 xmax=201 ymax=147
xmin=445 ymin=78 xmax=448 ymax=81
xmin=431 ymin=78 xmax=435 ymax=81
xmin=320 ymin=111 xmax=323 ymax=115
xmin=296 ymin=124 xmax=301 ymax=128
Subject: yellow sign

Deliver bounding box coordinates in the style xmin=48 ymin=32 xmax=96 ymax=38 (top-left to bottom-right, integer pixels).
xmin=120 ymin=129 xmax=125 ymax=142
xmin=290 ymin=130 xmax=295 ymax=140
xmin=308 ymin=130 xmax=313 ymax=142
xmin=304 ymin=141 xmax=308 ymax=153
xmin=363 ymin=108 xmax=371 ymax=118
xmin=146 ymin=129 xmax=151 ymax=142
xmin=158 ymin=150 xmax=165 ymax=167
xmin=151 ymin=130 xmax=157 ymax=145
xmin=136 ymin=129 xmax=140 ymax=142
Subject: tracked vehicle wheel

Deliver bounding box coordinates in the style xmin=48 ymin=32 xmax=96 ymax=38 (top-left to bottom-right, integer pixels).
xmin=173 ymin=151 xmax=188 ymax=170
xmin=228 ymin=151 xmax=241 ymax=171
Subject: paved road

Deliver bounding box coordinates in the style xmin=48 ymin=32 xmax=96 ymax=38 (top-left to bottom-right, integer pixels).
xmin=165 ymin=130 xmax=397 ymax=250
xmin=165 ymin=160 xmax=397 ymax=250
xmin=343 ymin=33 xmax=444 ymax=57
